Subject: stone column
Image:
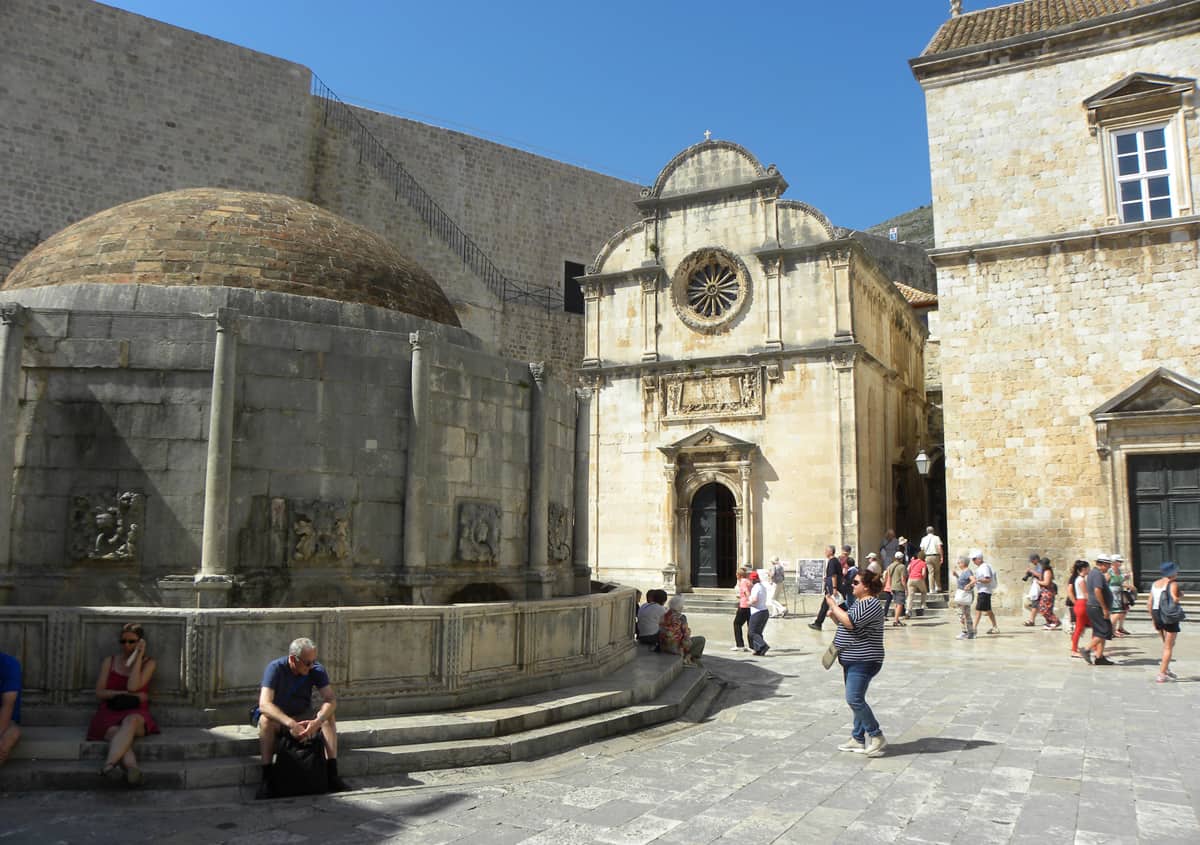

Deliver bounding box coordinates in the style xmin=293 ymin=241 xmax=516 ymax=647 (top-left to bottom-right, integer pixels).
xmin=404 ymin=331 xmax=433 ymax=594
xmin=676 ymin=506 xmax=691 ymax=590
xmin=194 ymin=308 xmax=239 ymax=606
xmin=572 ymin=383 xmax=595 ymax=594
xmin=582 ymin=280 xmax=602 ymax=368
xmin=739 ymin=462 xmax=753 ymax=568
xmin=526 ymin=362 xmax=552 ymax=598
xmin=661 ymin=463 xmax=678 ymax=591
xmin=0 ymin=304 xmax=26 ymax=604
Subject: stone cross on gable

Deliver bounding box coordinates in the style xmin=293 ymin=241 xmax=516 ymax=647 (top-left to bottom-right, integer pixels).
xmin=950 ymin=0 xmax=962 ymax=15
xmin=703 ymin=129 xmax=712 ymax=141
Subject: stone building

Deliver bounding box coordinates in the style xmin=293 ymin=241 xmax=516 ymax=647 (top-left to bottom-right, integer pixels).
xmin=0 ymin=189 xmax=583 ymax=607
xmin=576 ymin=141 xmax=930 ymax=590
xmin=912 ymin=0 xmax=1200 ymax=599
xmin=0 ymin=0 xmax=638 ymax=374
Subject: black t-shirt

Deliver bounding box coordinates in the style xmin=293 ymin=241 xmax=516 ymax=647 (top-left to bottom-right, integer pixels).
xmin=824 ymin=557 xmax=840 ymax=594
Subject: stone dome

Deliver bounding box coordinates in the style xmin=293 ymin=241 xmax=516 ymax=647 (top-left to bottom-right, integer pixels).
xmin=2 ymin=188 xmax=461 ymax=327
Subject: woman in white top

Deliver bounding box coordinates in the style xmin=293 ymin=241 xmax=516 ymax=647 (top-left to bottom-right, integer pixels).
xmin=1149 ymin=561 xmax=1184 ymax=683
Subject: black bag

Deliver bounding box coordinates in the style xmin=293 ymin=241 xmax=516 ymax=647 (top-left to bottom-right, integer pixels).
xmin=109 ymin=694 xmax=140 ymax=711
xmin=271 ymin=732 xmax=328 ymax=797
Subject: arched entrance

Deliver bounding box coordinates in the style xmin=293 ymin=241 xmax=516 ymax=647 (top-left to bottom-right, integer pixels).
xmin=691 ymin=482 xmax=737 ymax=587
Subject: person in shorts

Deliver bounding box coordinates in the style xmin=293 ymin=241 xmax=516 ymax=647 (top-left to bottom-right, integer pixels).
xmin=1149 ymin=561 xmax=1183 ymax=682
xmin=883 ymin=552 xmax=907 ymax=625
xmin=972 ymin=550 xmax=999 ymax=634
xmin=254 ymin=637 xmax=348 ymax=798
xmin=1083 ymin=555 xmax=1115 ymax=665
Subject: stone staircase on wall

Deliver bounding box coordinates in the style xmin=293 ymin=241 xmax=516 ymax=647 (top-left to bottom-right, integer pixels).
xmin=0 ymin=651 xmax=716 ymax=794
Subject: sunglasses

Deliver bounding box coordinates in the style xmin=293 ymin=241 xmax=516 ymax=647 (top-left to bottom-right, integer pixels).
xmin=294 ymin=657 xmax=315 ymax=668
xmin=120 ymin=638 xmax=139 ymax=644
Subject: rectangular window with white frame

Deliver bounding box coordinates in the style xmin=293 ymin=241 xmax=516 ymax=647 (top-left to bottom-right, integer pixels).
xmin=1112 ymin=124 xmax=1174 ymax=223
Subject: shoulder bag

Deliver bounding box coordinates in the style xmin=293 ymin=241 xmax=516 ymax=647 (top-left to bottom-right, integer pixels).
xmin=820 ymin=639 xmax=839 ymax=670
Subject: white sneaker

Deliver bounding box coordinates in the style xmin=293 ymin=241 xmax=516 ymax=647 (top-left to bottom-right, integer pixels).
xmin=837 ymin=738 xmax=865 ymax=753
xmin=730 ymin=645 xmax=742 ymax=651
xmin=865 ymin=734 xmax=888 ymax=757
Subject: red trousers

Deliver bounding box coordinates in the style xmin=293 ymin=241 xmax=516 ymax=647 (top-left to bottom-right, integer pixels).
xmin=1070 ymin=599 xmax=1090 ymax=652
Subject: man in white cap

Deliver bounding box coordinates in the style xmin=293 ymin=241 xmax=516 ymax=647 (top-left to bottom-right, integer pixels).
xmin=971 ymin=550 xmax=999 ymax=634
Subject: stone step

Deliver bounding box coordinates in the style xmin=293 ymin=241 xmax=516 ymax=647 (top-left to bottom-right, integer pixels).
xmin=0 ymin=652 xmax=710 ymax=792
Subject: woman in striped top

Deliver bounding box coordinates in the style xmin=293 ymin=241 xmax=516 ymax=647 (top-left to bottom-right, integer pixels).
xmin=825 ymin=569 xmax=887 ymax=757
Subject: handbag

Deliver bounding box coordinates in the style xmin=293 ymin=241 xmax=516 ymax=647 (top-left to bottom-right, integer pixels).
xmin=1027 ymin=581 xmax=1041 ymax=604
xmin=109 ymin=693 xmax=140 ymax=711
xmin=821 ymin=639 xmax=840 ymax=670
xmin=1160 ymin=586 xmax=1187 ymax=625
xmin=953 ymin=588 xmax=973 ymax=606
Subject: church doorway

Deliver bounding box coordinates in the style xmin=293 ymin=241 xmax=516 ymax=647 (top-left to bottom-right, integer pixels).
xmin=690 ymin=482 xmax=737 ymax=587
xmin=1128 ymin=452 xmax=1200 ymax=591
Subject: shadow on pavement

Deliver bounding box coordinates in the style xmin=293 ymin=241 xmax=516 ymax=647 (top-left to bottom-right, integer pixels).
xmin=881 ymin=737 xmax=998 ymax=757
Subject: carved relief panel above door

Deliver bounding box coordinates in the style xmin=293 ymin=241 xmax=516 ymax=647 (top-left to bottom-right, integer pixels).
xmin=659 ymin=367 xmax=762 ymax=423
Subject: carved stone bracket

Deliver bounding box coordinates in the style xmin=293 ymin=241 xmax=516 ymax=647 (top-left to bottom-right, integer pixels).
xmin=456 ymin=500 xmax=502 ymax=565
xmin=830 ymin=350 xmax=857 ymax=371
xmin=0 ymin=303 xmax=25 ymax=326
xmin=68 ymin=491 xmax=145 ymax=562
xmin=765 ymin=363 xmax=783 ymax=383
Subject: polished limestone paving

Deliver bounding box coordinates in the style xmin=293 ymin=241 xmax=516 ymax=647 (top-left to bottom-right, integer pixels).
xmin=1 ymin=605 xmax=1195 ymax=844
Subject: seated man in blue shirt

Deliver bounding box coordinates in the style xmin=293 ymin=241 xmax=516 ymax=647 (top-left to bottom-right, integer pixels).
xmin=253 ymin=637 xmax=348 ymax=798
xmin=0 ymin=651 xmax=20 ymax=767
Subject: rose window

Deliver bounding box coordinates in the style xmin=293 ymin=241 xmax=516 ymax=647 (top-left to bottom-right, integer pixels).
xmin=686 ymin=263 xmax=740 ymax=318
xmin=670 ymin=248 xmax=749 ymax=333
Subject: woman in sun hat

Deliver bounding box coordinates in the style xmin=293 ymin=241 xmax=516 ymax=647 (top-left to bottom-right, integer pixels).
xmin=1149 ymin=561 xmax=1184 ymax=683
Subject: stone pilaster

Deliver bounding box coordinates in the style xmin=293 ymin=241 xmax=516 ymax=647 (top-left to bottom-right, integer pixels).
xmin=639 ymin=273 xmax=659 ymax=362
xmin=739 ymin=461 xmax=753 ymax=568
xmin=762 ymin=256 xmax=783 ymax=350
xmin=832 ymin=349 xmax=859 ymax=550
xmin=0 ymin=303 xmax=26 ymax=603
xmin=828 ymin=248 xmax=853 ymax=341
xmin=582 ymin=280 xmax=602 ymax=368
xmin=526 ymin=362 xmax=551 ymax=598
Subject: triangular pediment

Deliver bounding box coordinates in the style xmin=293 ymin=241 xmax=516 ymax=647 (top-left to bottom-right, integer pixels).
xmin=659 ymin=426 xmax=756 ymax=459
xmin=1092 ymin=368 xmax=1200 ymax=417
xmin=1084 ymin=73 xmax=1195 ymax=109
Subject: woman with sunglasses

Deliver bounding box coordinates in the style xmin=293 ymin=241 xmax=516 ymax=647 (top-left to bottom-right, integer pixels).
xmin=87 ymin=622 xmax=159 ymax=786
xmin=825 ymin=569 xmax=888 ymax=757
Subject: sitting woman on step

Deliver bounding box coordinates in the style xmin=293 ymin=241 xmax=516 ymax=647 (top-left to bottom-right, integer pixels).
xmin=659 ymin=595 xmax=706 ymax=665
xmin=88 ymin=622 xmax=159 ymax=786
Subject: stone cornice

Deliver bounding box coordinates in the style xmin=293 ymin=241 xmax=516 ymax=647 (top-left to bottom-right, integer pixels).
xmin=910 ymin=1 xmax=1200 ymax=87
xmin=635 ymin=173 xmax=788 ymax=213
xmin=929 ymin=214 xmax=1200 ymax=264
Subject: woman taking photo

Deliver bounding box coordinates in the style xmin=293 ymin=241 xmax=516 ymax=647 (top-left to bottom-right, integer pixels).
xmin=826 ymin=569 xmax=887 ymax=757
xmin=1032 ymin=558 xmax=1061 ymax=630
xmin=88 ymin=622 xmax=159 ymax=786
xmin=731 ymin=567 xmax=752 ymax=652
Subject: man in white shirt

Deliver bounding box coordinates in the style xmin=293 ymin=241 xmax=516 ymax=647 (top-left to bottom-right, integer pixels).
xmin=636 ymin=590 xmax=667 ymax=645
xmin=919 ymin=527 xmax=944 ymax=592
xmin=971 ymin=550 xmax=999 ymax=634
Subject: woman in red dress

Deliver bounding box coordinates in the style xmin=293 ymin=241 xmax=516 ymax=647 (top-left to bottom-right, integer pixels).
xmin=88 ymin=622 xmax=159 ymax=786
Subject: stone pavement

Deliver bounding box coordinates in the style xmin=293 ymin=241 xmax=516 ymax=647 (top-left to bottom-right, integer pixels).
xmin=1 ymin=607 xmax=1195 ymax=844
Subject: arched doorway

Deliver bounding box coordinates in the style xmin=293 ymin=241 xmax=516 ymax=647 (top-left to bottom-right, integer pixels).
xmin=691 ymin=482 xmax=737 ymax=587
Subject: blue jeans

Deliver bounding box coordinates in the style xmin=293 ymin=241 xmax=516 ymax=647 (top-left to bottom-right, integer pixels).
xmin=842 ymin=660 xmax=883 ymax=742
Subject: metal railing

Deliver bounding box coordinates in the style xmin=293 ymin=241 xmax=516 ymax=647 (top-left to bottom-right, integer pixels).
xmin=310 ymin=75 xmax=564 ymax=310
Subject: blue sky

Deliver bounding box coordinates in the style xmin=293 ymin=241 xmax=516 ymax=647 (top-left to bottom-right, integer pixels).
xmin=104 ymin=1 xmax=968 ymax=231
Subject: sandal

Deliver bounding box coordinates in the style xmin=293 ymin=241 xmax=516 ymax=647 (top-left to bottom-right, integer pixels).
xmin=1022 ymin=621 xmax=1035 ymax=627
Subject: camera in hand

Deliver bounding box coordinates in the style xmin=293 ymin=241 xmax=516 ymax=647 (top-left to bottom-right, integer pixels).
xmin=1021 ymin=572 xmax=1033 ymax=581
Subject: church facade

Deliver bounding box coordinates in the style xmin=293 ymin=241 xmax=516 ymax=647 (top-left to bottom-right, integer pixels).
xmin=576 ymin=142 xmax=929 ymax=590
xmin=913 ymin=0 xmax=1200 ymax=598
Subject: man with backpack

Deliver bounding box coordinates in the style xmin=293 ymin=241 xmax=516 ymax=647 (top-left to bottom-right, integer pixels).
xmin=254 ymin=637 xmax=350 ymax=798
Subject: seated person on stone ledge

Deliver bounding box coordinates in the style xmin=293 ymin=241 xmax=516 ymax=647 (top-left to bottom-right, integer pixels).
xmin=0 ymin=651 xmax=21 ymax=767
xmin=636 ymin=590 xmax=668 ymax=646
xmin=89 ymin=622 xmax=160 ymax=786
xmin=658 ymin=595 xmax=706 ymax=665
xmin=253 ymin=637 xmax=349 ymax=799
